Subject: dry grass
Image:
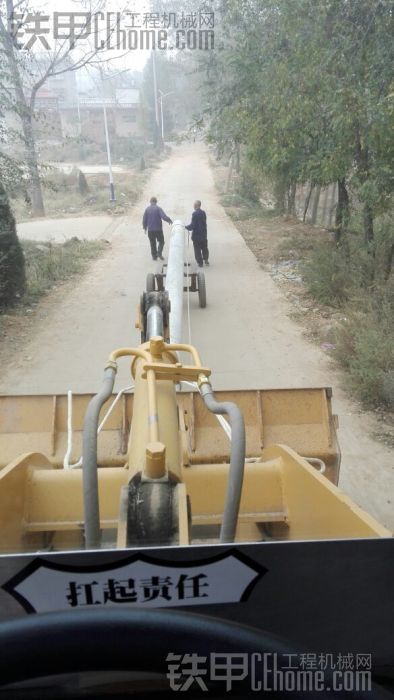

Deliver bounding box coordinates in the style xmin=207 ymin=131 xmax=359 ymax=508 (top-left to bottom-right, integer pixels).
xmin=213 ymin=158 xmax=394 ymax=422
xmin=21 ymin=238 xmax=108 ymax=304
xmin=11 ymin=170 xmax=146 ymax=222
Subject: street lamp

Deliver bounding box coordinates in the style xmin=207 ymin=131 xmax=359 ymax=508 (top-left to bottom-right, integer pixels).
xmin=99 ymin=67 xmax=116 ymax=203
xmin=85 ymin=66 xmax=131 ymax=203
xmin=158 ymin=90 xmax=174 ymax=142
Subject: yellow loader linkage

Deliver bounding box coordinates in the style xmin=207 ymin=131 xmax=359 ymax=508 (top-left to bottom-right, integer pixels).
xmin=0 ymin=335 xmax=388 ymax=555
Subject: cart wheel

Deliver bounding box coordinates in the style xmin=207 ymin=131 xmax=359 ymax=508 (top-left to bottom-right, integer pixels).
xmin=146 ymin=273 xmax=155 ymax=292
xmin=197 ymin=271 xmax=206 ymax=308
xmin=156 ymin=273 xmax=164 ymax=291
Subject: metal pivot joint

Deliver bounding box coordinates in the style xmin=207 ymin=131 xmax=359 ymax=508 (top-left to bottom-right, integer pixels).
xmin=139 ymin=291 xmax=170 ymax=343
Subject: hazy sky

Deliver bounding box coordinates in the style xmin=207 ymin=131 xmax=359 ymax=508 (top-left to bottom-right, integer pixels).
xmin=20 ymin=0 xmax=155 ymax=71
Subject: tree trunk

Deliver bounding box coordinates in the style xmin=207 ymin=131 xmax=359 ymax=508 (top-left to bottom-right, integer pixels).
xmin=328 ymin=182 xmax=337 ymax=226
xmin=22 ymin=109 xmax=45 ymax=216
xmin=1 ymin=16 xmax=45 ymax=216
xmin=363 ymin=202 xmax=374 ymax=245
xmin=287 ymin=182 xmax=296 ymax=215
xmin=384 ymin=242 xmax=394 ymax=280
xmin=311 ymin=185 xmax=321 ymax=225
xmin=303 ymin=183 xmax=313 ymax=222
xmin=322 ymin=186 xmax=330 ymax=227
xmin=273 ymin=178 xmax=286 ymax=214
xmin=354 ymin=129 xmax=374 ymax=247
xmin=234 ymin=142 xmax=241 ymax=174
xmin=225 ymin=153 xmax=234 ymax=193
xmin=335 ymin=178 xmax=349 ymax=243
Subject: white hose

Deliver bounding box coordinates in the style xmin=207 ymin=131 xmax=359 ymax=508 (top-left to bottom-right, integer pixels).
xmin=304 ymin=456 xmax=326 ymax=474
xmin=179 ymin=384 xmax=327 ymax=468
xmin=63 ymin=390 xmax=83 ymax=470
xmin=97 ymin=385 xmax=134 ymax=432
xmin=63 ymin=386 xmax=134 ymax=469
xmin=179 ymin=382 xmax=264 ymax=463
xmin=180 ymin=380 xmax=234 ymax=441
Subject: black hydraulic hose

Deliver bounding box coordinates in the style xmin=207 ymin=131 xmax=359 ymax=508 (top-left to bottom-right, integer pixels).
xmin=199 ymin=382 xmax=246 ymax=543
xmin=82 ymin=366 xmax=116 ymax=549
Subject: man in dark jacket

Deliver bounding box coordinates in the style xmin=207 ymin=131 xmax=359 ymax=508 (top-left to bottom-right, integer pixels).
xmin=142 ymin=197 xmax=173 ymax=260
xmin=185 ymin=200 xmax=209 ymax=267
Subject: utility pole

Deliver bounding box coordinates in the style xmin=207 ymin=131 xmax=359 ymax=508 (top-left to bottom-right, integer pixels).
xmin=160 ymin=92 xmax=164 ymax=142
xmin=151 ymin=51 xmax=162 ymax=149
xmin=99 ymin=67 xmax=116 ymax=202
xmin=159 ymin=90 xmax=173 ymax=142
xmin=76 ymin=96 xmax=82 ymax=135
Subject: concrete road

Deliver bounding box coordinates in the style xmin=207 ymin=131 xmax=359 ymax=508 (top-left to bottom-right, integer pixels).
xmin=17 ymin=216 xmax=118 ymax=242
xmin=1 ymin=144 xmax=393 ymax=529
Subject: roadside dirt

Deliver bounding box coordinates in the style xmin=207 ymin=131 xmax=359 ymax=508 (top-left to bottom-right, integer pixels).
xmin=0 ymin=144 xmax=393 ymax=530
xmin=231 ymin=212 xmax=394 ymax=450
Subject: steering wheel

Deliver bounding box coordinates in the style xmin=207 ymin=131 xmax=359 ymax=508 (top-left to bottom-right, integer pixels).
xmin=0 ymin=609 xmax=390 ymax=698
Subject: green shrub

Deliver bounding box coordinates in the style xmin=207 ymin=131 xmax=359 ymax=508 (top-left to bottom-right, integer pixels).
xmin=220 ymin=193 xmax=250 ymax=207
xmin=78 ymin=170 xmax=89 ymax=195
xmin=335 ymin=283 xmax=394 ymax=407
xmin=22 ymin=239 xmax=106 ymax=303
xmin=302 ymin=242 xmax=350 ymax=306
xmin=0 ymin=183 xmax=25 ymax=307
xmin=235 ymin=164 xmax=261 ymax=203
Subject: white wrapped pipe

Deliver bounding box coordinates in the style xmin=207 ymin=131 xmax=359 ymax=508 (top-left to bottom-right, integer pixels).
xmin=166 ymin=220 xmax=185 ymax=344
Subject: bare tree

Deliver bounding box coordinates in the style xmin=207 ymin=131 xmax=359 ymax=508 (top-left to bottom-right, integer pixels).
xmin=0 ymin=0 xmax=127 ymax=216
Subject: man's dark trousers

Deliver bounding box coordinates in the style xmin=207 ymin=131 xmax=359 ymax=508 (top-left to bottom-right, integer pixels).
xmin=148 ymin=230 xmax=164 ymax=259
xmin=193 ymin=238 xmax=209 ymax=266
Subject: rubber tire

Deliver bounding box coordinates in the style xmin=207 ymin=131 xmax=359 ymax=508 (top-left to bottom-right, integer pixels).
xmin=127 ymin=473 xmax=180 ymax=546
xmin=197 ymin=270 xmax=206 ymax=308
xmin=146 ymin=273 xmax=155 ymax=292
xmin=156 ymin=272 xmax=164 ymax=291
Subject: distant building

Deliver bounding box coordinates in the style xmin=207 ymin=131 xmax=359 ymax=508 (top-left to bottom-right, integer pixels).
xmin=74 ymin=88 xmax=140 ymax=143
xmin=33 ymin=88 xmax=62 ymax=139
xmin=34 ymin=81 xmax=141 ymax=144
xmin=34 ymin=67 xmax=77 ymax=140
xmin=44 ymin=69 xmax=78 ymax=108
